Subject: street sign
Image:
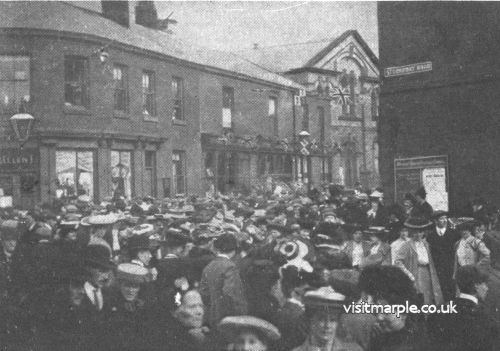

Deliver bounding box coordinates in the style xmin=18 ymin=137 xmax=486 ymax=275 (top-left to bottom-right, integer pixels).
xmin=294 ymin=95 xmax=301 ymax=106
xmin=384 ymin=61 xmax=432 ymax=77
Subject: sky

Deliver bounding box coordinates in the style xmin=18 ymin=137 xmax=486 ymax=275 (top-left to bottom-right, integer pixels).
xmin=154 ymin=1 xmax=378 ymax=55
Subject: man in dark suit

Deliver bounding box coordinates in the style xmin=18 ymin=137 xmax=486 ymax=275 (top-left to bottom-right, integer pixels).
xmin=199 ymin=233 xmax=247 ymax=328
xmin=433 ymin=265 xmax=497 ymax=351
xmin=427 ymin=211 xmax=460 ymax=301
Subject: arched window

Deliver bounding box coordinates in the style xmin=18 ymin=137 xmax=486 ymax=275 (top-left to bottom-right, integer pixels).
xmin=371 ymin=87 xmax=379 ymax=121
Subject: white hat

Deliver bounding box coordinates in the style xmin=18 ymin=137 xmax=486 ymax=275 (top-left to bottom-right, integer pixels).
xmin=218 ymin=315 xmax=281 ymax=342
xmin=131 ymin=224 xmax=154 ymax=236
xmin=87 ymin=214 xmax=117 ymax=226
xmin=304 ymin=286 xmax=345 ymax=308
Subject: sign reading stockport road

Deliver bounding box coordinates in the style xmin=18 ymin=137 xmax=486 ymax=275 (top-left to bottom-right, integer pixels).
xmin=384 ymin=61 xmax=432 ymax=77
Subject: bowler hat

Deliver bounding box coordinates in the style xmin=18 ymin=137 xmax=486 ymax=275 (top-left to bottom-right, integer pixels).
xmin=84 ymin=244 xmax=114 ymax=270
xmin=432 ymin=210 xmax=449 ymax=220
xmin=214 ymin=233 xmax=238 ymax=253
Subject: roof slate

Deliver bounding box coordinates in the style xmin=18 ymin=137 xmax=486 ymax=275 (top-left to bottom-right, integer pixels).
xmin=0 ymin=1 xmax=302 ymax=89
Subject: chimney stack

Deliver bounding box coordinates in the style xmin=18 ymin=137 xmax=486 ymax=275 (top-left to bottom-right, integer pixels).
xmin=101 ymin=0 xmax=130 ymax=27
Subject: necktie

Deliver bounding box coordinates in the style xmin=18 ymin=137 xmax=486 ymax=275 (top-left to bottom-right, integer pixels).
xmin=94 ymin=289 xmax=101 ymax=311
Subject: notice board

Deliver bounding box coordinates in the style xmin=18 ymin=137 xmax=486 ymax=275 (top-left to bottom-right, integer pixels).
xmin=394 ymin=155 xmax=448 ymax=211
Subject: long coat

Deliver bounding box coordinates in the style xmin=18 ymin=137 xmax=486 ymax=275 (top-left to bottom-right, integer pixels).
xmin=394 ymin=239 xmax=443 ymax=305
xmin=427 ymin=226 xmax=460 ymax=301
xmin=199 ymin=256 xmax=248 ymax=327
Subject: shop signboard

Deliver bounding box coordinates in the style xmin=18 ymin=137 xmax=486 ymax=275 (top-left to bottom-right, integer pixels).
xmin=0 ymin=148 xmax=39 ymax=172
xmin=394 ymin=155 xmax=448 ymax=211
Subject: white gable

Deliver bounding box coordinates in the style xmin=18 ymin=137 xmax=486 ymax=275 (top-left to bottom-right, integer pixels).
xmin=314 ymin=34 xmax=379 ymax=79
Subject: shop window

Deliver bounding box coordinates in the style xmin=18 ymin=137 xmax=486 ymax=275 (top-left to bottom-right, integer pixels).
xmin=142 ymin=70 xmax=156 ymax=116
xmin=144 ymin=151 xmax=156 ymax=197
xmin=64 ymin=56 xmax=89 ymax=108
xmin=269 ymin=96 xmax=278 ymax=136
xmin=222 ymin=86 xmax=234 ymax=129
xmin=0 ymin=56 xmax=30 ymax=115
xmin=172 ymin=77 xmax=184 ymax=121
xmin=111 ymin=150 xmax=132 ymax=199
xmin=172 ymin=151 xmax=186 ymax=195
xmin=113 ymin=64 xmax=129 ymax=113
xmin=56 ymin=150 xmax=94 ymax=199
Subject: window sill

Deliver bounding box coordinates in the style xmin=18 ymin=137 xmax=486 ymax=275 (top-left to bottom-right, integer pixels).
xmin=143 ymin=114 xmax=158 ymax=122
xmin=172 ymin=119 xmax=187 ymax=126
xmin=64 ymin=105 xmax=91 ymax=115
xmin=113 ymin=110 xmax=130 ymax=119
xmin=338 ymin=116 xmax=362 ymax=122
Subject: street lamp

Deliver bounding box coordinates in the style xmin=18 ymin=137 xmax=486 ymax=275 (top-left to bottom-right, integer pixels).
xmin=10 ymin=113 xmax=34 ymax=147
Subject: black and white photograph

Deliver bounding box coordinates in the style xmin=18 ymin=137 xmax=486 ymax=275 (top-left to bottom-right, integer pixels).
xmin=0 ymin=1 xmax=499 ymax=350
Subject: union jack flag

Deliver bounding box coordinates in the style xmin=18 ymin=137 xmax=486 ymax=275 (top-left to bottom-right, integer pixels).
xmin=329 ymin=85 xmax=352 ymax=106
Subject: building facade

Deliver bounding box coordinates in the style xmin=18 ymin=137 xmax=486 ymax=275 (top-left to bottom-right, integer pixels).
xmin=0 ymin=1 xmax=302 ymax=207
xmin=378 ymin=2 xmax=500 ymax=211
xmin=240 ymin=30 xmax=380 ymax=190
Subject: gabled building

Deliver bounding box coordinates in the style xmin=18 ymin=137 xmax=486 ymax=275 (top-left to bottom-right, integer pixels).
xmin=239 ymin=30 xmax=380 ymax=189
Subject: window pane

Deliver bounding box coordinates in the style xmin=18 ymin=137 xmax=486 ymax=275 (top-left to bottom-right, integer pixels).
xmin=65 ymin=57 xmax=88 ymax=107
xmin=111 ymin=150 xmax=132 ymax=199
xmin=268 ymin=97 xmax=277 ymax=116
xmin=0 ymin=56 xmax=30 ymax=114
xmin=77 ymin=152 xmax=94 ymax=198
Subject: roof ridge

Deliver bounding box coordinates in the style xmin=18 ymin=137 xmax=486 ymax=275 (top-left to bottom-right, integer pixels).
xmin=243 ymin=35 xmax=346 ymax=50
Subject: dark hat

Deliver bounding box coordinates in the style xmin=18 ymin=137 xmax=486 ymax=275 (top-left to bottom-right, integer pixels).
xmin=415 ymin=187 xmax=427 ymax=198
xmin=456 ymin=221 xmax=475 ymax=233
xmin=432 ymin=210 xmax=449 ymax=220
xmin=404 ymin=217 xmax=433 ymax=229
xmin=363 ymin=227 xmax=390 ymax=240
xmin=127 ymin=235 xmax=151 ymax=251
xmin=342 ymin=223 xmax=365 ymax=235
xmin=164 ymin=230 xmax=189 ymax=247
xmin=84 ymin=244 xmax=114 ymax=270
xmin=214 ymin=233 xmax=238 ymax=253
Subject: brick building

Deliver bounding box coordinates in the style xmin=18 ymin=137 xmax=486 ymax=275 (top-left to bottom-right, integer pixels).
xmin=378 ymin=2 xmax=500 ymax=211
xmin=240 ymin=30 xmax=380 ymax=190
xmin=0 ymin=1 xmax=302 ymax=207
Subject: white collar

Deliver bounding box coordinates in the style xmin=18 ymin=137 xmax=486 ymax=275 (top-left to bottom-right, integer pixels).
xmin=458 ymin=293 xmax=478 ymax=305
xmin=217 ymin=253 xmax=231 ymax=260
xmin=131 ymin=259 xmax=145 ymax=267
xmin=287 ymin=297 xmax=305 ymax=310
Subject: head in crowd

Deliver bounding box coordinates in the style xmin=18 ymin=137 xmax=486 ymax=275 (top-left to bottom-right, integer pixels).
xmin=456 ymin=265 xmax=489 ymax=301
xmin=128 ymin=235 xmax=153 ymax=266
xmin=281 ymin=265 xmax=314 ymax=302
xmin=172 ymin=289 xmax=205 ymax=330
xmin=0 ymin=220 xmax=19 ymax=255
xmin=472 ymin=220 xmax=487 ymax=240
xmin=303 ymin=286 xmax=346 ymax=348
xmin=433 ymin=210 xmax=448 ymax=229
xmin=457 ymin=222 xmax=474 ymax=240
xmin=362 ymin=265 xmax=417 ymax=333
xmin=399 ymin=226 xmax=409 ymax=241
xmin=414 ymin=187 xmax=427 ymax=204
xmin=116 ymin=263 xmax=149 ymax=302
xmin=218 ymin=315 xmax=281 ymax=351
xmin=213 ymin=233 xmax=238 ymax=258
xmin=162 ymin=229 xmax=188 ymax=258
xmin=84 ymin=244 xmax=114 ymax=289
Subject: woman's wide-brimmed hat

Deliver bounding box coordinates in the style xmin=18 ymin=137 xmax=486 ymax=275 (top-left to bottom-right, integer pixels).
xmin=404 ymin=217 xmax=433 ymax=229
xmin=218 ymin=315 xmax=281 ymax=342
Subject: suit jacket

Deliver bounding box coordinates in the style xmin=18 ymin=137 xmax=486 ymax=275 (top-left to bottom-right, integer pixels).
xmin=433 ymin=297 xmax=498 ymax=351
xmin=361 ymin=242 xmax=391 ymax=268
xmin=394 ymin=240 xmax=443 ymax=305
xmin=199 ymin=256 xmax=248 ymax=327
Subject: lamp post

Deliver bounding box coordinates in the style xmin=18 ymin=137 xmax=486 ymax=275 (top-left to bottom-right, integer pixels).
xmin=10 ymin=113 xmax=34 ymax=149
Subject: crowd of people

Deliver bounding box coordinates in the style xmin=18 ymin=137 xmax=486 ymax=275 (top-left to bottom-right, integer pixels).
xmin=0 ymin=182 xmax=499 ymax=351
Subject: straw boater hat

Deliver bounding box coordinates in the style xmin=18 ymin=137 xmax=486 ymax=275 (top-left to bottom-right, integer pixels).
xmin=87 ymin=214 xmax=118 ymax=226
xmin=116 ymin=263 xmax=149 ymax=285
xmin=303 ymin=286 xmax=346 ymax=310
xmin=218 ymin=316 xmax=281 ymax=342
